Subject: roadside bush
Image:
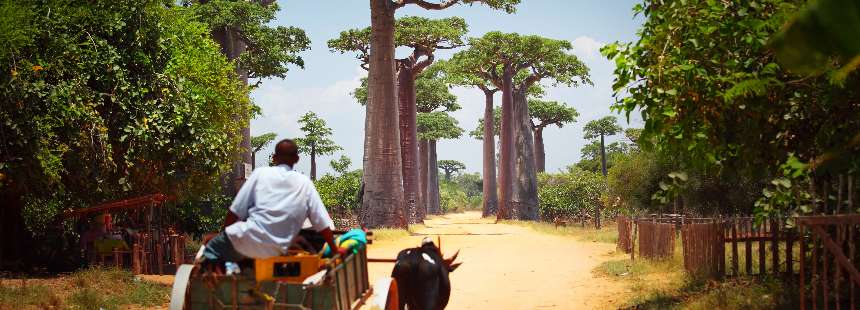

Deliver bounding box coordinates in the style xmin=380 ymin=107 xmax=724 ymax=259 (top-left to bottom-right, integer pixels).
xmin=439 ymin=180 xmax=481 ymax=213
xmin=315 ymin=169 xmax=362 ymax=213
xmin=538 ymin=168 xmax=606 ymax=220
xmin=173 ymin=193 xmax=231 ymax=238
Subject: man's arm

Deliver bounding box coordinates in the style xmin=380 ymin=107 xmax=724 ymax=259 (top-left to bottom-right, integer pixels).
xmin=319 ymin=228 xmax=346 ymax=257
xmin=223 ymin=211 xmax=239 ymax=229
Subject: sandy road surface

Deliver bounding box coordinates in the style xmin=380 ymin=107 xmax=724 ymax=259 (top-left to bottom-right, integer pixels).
xmin=365 ymin=212 xmax=628 ymax=309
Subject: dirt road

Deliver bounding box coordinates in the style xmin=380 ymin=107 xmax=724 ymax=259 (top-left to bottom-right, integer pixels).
xmin=366 ymin=212 xmax=628 ymax=309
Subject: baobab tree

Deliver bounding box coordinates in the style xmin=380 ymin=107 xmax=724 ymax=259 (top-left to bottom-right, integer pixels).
xmin=357 ymin=0 xmax=518 ymax=228
xmin=189 ymin=0 xmax=310 ymax=193
xmin=451 ymin=32 xmax=590 ymax=220
xmin=251 ymin=132 xmax=277 ymax=169
xmin=352 ymin=68 xmax=459 ymax=222
xmin=437 ymin=160 xmax=466 ymax=181
xmin=583 ymin=116 xmax=621 ymax=229
xmin=295 ymin=112 xmax=342 ymax=181
xmin=418 ymin=111 xmax=463 ymax=215
xmin=330 ymin=16 xmax=467 ymax=225
xmin=528 ymin=99 xmax=579 ymax=172
xmin=583 ymin=116 xmax=622 ymax=177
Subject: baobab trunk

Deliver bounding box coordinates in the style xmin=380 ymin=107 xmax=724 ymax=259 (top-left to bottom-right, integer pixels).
xmin=361 ymin=0 xmax=405 ymax=228
xmin=428 ymin=140 xmax=441 ymax=214
xmin=511 ymin=91 xmax=540 ymax=220
xmin=212 ymin=24 xmax=251 ymax=195
xmin=418 ymin=139 xmax=430 ymax=221
xmin=534 ymin=128 xmax=546 ymax=173
xmin=481 ymin=90 xmax=499 ymax=217
xmin=397 ymin=68 xmax=420 ymax=224
xmin=497 ymin=67 xmax=515 ymax=220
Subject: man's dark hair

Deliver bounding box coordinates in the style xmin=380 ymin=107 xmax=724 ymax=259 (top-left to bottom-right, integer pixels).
xmin=274 ymin=139 xmax=299 ymax=157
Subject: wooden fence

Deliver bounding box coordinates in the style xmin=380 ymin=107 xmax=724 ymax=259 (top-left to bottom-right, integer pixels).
xmin=681 ymin=222 xmax=725 ymax=277
xmin=637 ymin=221 xmax=675 ymax=260
xmin=798 ymin=214 xmax=860 ymax=310
xmin=617 ymin=216 xmax=634 ymax=254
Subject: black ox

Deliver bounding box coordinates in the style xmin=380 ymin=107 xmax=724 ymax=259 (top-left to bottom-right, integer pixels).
xmin=391 ymin=237 xmax=461 ymax=310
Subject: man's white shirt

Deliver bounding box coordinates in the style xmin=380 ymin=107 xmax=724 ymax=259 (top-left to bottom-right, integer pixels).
xmin=225 ymin=164 xmax=334 ymax=258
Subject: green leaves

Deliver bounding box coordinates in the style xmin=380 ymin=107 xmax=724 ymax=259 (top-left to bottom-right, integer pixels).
xmin=251 ymin=132 xmax=277 ymax=153
xmin=294 ymin=112 xmax=342 ymax=156
xmin=1 ymin=1 xmax=251 ymax=210
xmin=188 ymin=0 xmax=310 ymax=81
xmin=771 ymin=0 xmax=860 ymax=76
xmin=529 ymin=99 xmax=579 ymax=129
xmin=417 ymin=111 xmax=463 ymax=140
xmin=582 ymin=116 xmax=622 ymax=140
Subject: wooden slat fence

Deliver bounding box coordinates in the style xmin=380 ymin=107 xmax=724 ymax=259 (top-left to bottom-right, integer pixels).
xmin=637 ymin=220 xmax=675 ymax=260
xmin=681 ymin=221 xmax=725 ymax=277
xmin=617 ymin=216 xmax=634 ymax=254
xmin=798 ymin=214 xmax=860 ymax=310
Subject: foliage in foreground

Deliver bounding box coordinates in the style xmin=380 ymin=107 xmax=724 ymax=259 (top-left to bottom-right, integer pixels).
xmin=0 ymin=1 xmax=252 ymax=231
xmin=0 ymin=267 xmax=169 ymax=310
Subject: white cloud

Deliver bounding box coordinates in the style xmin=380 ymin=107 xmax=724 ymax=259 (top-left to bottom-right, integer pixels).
xmin=571 ymin=36 xmax=606 ymax=61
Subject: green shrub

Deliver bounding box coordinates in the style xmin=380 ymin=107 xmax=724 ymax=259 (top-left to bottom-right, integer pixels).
xmin=315 ymin=169 xmax=362 ymax=213
xmin=537 ymin=168 xmax=605 ymax=220
xmin=174 ymin=193 xmax=231 ymax=238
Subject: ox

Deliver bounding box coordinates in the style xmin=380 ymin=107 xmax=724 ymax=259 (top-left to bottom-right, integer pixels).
xmin=391 ymin=237 xmax=461 ymax=310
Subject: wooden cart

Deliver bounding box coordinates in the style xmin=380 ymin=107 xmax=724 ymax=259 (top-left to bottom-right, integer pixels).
xmin=169 ymin=246 xmax=398 ymax=310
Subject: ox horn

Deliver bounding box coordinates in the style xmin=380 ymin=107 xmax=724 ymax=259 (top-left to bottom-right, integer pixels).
xmin=443 ymin=249 xmax=460 ymax=266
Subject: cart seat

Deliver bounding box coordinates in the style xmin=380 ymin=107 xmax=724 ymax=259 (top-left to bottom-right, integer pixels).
xmin=254 ymin=250 xmax=329 ymax=283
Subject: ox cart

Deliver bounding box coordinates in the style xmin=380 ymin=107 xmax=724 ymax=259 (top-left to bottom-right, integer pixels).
xmin=169 ymin=240 xmax=398 ymax=310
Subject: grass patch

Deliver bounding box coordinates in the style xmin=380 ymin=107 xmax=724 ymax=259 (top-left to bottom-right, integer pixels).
xmin=0 ymin=267 xmax=169 ymax=310
xmin=500 ymin=219 xmax=619 ymax=244
xmin=371 ymin=228 xmax=411 ymax=242
xmin=0 ymin=283 xmax=62 ymax=309
xmin=596 ymin=238 xmax=798 ymax=309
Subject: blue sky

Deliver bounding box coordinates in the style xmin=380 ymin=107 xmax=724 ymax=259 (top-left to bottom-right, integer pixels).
xmin=250 ymin=0 xmax=643 ymax=176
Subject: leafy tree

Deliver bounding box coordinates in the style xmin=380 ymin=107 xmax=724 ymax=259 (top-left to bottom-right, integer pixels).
xmin=0 ymin=1 xmax=252 ymax=263
xmin=358 ymin=0 xmax=519 ymax=228
xmin=529 ymin=99 xmax=579 ymax=172
xmin=577 ymin=141 xmax=629 ymax=173
xmin=315 ymin=169 xmax=363 ymax=213
xmin=437 ymin=160 xmax=466 ymax=181
xmin=451 ymin=31 xmax=590 ymax=220
xmin=330 ymin=155 xmax=352 ymax=175
xmin=538 ymin=168 xmax=606 ymax=223
xmin=331 ymin=16 xmax=467 ymax=225
xmin=583 ymin=116 xmax=622 ymax=177
xmin=604 ymin=0 xmax=860 ymax=216
xmin=418 ymin=112 xmax=464 ymax=215
xmin=188 ymin=0 xmax=311 ymax=194
xmin=251 ymin=133 xmax=277 ymax=168
xmin=295 ymin=112 xmax=342 ymax=181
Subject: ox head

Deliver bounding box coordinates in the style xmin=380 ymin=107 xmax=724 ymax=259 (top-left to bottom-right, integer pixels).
xmin=422 ymin=237 xmax=462 ymax=272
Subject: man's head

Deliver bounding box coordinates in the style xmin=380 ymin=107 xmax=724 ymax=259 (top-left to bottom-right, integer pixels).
xmin=272 ymin=139 xmax=300 ymax=167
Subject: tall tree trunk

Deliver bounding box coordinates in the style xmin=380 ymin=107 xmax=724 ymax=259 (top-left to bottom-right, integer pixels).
xmin=600 ymin=134 xmax=607 ymax=176
xmin=428 ymin=139 xmax=441 ymax=214
xmin=212 ymin=24 xmax=251 ymax=195
xmin=398 ymin=68 xmax=420 ymax=224
xmin=481 ymin=90 xmax=499 ymax=217
xmin=497 ymin=67 xmax=515 ymax=220
xmin=511 ymin=90 xmax=540 ymax=220
xmin=361 ymin=0 xmax=405 ymax=228
xmin=597 ymin=133 xmax=606 ymax=229
xmin=534 ymin=127 xmax=546 ymax=173
xmin=310 ymin=144 xmax=317 ymax=181
xmin=418 ymin=139 xmax=430 ymax=221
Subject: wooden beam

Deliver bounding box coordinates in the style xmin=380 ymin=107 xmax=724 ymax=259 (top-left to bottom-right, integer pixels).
xmin=811 ymin=226 xmax=860 ymax=286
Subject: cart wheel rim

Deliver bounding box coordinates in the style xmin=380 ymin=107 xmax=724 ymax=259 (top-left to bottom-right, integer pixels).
xmin=169 ymin=264 xmax=194 ymax=310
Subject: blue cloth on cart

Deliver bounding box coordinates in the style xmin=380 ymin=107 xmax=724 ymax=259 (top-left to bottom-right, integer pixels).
xmin=322 ymin=229 xmax=367 ymax=258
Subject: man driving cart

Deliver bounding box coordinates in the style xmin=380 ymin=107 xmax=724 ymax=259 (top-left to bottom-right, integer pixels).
xmin=199 ymin=138 xmax=347 ymax=267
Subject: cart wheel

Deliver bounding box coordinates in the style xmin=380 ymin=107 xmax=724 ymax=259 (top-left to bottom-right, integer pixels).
xmin=169 ymin=264 xmax=194 ymax=310
xmin=372 ymin=277 xmax=400 ymax=310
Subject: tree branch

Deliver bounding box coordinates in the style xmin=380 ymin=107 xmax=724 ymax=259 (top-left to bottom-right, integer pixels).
xmin=395 ymin=0 xmax=462 ymax=10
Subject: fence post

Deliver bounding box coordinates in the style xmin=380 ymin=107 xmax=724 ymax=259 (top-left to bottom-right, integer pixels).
xmin=732 ymin=217 xmax=739 ymax=276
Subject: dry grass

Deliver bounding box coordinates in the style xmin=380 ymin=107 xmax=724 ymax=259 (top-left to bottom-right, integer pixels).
xmin=594 ymin=237 xmax=799 ymax=309
xmin=0 ymin=267 xmax=169 ymax=310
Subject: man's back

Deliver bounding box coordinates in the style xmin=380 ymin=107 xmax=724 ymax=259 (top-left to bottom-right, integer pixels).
xmin=225 ymin=164 xmax=334 ymax=258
